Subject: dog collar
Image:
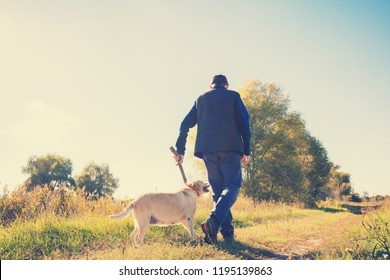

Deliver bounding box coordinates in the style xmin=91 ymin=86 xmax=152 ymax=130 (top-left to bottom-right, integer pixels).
xmin=187 ymin=184 xmax=200 ymax=197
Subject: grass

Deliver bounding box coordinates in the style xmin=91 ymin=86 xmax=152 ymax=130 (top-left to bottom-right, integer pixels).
xmin=314 ymin=205 xmax=390 ymax=260
xmin=1 ymin=217 xmax=124 ymax=259
xmin=1 ymin=185 xmax=389 ymax=260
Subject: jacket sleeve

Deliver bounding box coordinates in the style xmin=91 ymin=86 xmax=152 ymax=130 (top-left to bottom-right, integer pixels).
xmin=235 ymin=94 xmax=251 ymax=156
xmin=175 ymin=102 xmax=197 ymax=155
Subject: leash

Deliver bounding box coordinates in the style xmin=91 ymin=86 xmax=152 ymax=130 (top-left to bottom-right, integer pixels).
xmin=170 ymin=146 xmax=188 ymax=185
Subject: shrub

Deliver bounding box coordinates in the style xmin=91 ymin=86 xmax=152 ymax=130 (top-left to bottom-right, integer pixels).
xmin=0 ymin=185 xmax=125 ymax=226
xmin=361 ymin=210 xmax=390 ymax=259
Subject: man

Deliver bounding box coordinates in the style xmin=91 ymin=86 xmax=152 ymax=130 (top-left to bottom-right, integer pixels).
xmin=174 ymin=74 xmax=251 ymax=244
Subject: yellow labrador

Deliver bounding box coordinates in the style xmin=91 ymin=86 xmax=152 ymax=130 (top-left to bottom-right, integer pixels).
xmin=110 ymin=180 xmax=210 ymax=247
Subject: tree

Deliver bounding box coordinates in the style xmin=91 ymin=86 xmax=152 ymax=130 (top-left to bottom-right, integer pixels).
xmin=326 ymin=165 xmax=352 ymax=199
xmin=22 ymin=154 xmax=75 ymax=191
xmin=76 ymin=162 xmax=119 ymax=199
xmin=240 ymin=81 xmax=307 ymax=203
xmin=337 ymin=172 xmax=351 ymax=196
xmin=302 ymin=136 xmax=332 ymax=207
xmin=239 ymin=80 xmax=332 ymax=206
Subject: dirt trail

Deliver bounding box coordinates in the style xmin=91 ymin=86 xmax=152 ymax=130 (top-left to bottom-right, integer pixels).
xmin=280 ymin=213 xmax=363 ymax=259
xmin=233 ymin=211 xmax=364 ymax=260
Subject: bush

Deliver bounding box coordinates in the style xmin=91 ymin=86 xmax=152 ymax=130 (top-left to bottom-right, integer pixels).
xmin=350 ymin=193 xmax=362 ymax=203
xmin=0 ymin=184 xmax=125 ymax=226
xmin=361 ymin=210 xmax=390 ymax=259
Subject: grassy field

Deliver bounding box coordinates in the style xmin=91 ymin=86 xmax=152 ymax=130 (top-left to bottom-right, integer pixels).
xmin=1 ymin=186 xmax=389 ymax=260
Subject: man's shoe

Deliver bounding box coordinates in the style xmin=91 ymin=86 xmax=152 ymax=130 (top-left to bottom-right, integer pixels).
xmin=223 ymin=234 xmax=235 ymax=244
xmin=201 ymin=216 xmax=220 ymax=244
xmin=203 ymin=234 xmax=214 ymax=245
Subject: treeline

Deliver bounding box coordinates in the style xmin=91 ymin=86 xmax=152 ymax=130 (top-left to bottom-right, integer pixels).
xmin=239 ymin=80 xmax=357 ymax=207
xmin=3 ymin=79 xmax=372 ymax=209
xmin=20 ymin=154 xmax=119 ymax=199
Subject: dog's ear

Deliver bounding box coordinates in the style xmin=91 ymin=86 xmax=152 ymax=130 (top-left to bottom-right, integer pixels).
xmin=192 ymin=181 xmax=201 ymax=190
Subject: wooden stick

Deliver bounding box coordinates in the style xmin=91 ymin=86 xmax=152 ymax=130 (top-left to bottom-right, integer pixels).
xmin=170 ymin=146 xmax=187 ymax=184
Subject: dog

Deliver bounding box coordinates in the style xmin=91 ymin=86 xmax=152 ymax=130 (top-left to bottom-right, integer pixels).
xmin=110 ymin=180 xmax=210 ymax=247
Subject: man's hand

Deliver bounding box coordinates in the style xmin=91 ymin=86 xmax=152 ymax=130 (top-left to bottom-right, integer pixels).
xmin=173 ymin=154 xmax=184 ymax=165
xmin=241 ymin=155 xmax=250 ymax=167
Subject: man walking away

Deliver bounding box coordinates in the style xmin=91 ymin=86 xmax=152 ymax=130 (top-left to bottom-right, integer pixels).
xmin=174 ymin=74 xmax=251 ymax=244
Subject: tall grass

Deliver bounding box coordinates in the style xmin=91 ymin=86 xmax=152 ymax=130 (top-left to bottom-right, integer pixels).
xmin=0 ymin=216 xmax=134 ymax=259
xmin=0 ymin=185 xmax=125 ymax=226
xmin=0 ymin=185 xmax=129 ymax=259
xmin=2 ymin=184 xmax=387 ymax=260
xmin=351 ymin=198 xmax=390 ymax=260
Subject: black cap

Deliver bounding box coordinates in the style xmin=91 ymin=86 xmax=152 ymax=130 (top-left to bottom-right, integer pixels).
xmin=211 ymin=74 xmax=228 ymax=85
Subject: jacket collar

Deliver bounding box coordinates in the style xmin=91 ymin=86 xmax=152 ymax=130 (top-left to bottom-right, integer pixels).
xmin=212 ymin=85 xmax=227 ymax=90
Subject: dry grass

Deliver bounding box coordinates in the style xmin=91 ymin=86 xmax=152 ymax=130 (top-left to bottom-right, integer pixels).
xmin=0 ymin=185 xmax=125 ymax=226
xmin=1 ymin=185 xmax=388 ymax=260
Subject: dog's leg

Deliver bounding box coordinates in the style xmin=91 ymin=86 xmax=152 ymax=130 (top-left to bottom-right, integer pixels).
xmin=181 ymin=218 xmax=195 ymax=238
xmin=138 ymin=224 xmax=148 ymax=246
xmin=131 ymin=225 xmax=140 ymax=248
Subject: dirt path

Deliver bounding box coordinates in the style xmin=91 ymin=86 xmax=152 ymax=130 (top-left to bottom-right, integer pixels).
xmin=232 ymin=211 xmax=364 ymax=259
xmin=279 ymin=213 xmax=363 ymax=259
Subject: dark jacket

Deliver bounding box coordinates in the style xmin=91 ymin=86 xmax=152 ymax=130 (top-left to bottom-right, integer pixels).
xmin=176 ymin=86 xmax=251 ymax=159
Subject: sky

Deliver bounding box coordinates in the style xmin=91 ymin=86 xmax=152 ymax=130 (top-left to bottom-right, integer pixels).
xmin=1 ymin=0 xmax=389 ymax=199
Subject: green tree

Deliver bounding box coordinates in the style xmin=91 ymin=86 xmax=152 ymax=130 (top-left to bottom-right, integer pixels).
xmin=303 ymin=136 xmax=332 ymax=207
xmin=22 ymin=154 xmax=75 ymax=191
xmin=239 ymin=80 xmax=332 ymax=206
xmin=240 ymin=81 xmax=306 ymax=203
xmin=329 ymin=168 xmax=352 ymax=199
xmin=76 ymin=162 xmax=119 ymax=199
xmin=338 ymin=172 xmax=351 ymax=196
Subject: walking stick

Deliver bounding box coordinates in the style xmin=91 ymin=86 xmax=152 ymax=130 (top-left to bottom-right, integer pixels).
xmin=169 ymin=146 xmax=188 ymax=184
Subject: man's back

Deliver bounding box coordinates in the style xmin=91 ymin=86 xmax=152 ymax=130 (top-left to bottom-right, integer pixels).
xmin=195 ymin=87 xmax=243 ymax=158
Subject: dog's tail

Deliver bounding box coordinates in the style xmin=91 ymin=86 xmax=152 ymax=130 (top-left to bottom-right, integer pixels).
xmin=109 ymin=201 xmax=134 ymax=220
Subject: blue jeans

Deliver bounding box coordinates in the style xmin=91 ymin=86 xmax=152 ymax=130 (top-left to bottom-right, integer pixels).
xmin=203 ymin=152 xmax=242 ymax=237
